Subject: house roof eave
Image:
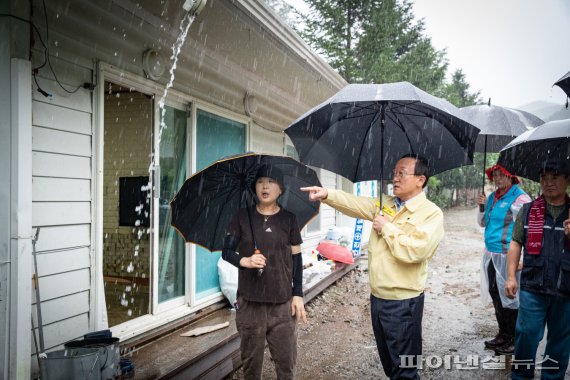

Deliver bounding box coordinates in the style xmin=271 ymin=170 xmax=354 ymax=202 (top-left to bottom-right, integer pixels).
xmin=234 ymin=0 xmax=347 ymax=92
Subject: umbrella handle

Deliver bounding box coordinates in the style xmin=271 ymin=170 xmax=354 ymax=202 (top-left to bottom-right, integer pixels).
xmin=480 ymin=137 xmax=488 ymax=212
xmin=246 ymin=208 xmax=264 ymax=276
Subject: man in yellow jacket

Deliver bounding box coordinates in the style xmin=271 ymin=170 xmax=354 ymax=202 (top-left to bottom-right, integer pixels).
xmin=302 ymin=154 xmax=444 ymax=380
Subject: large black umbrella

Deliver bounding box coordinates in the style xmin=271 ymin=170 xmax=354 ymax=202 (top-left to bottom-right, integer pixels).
xmin=461 ymin=103 xmax=543 ymax=209
xmin=498 ymin=119 xmax=570 ymax=182
xmin=285 ymin=82 xmax=479 ymax=207
xmin=170 ymin=153 xmax=321 ymax=251
xmin=554 ymin=70 xmax=570 ymax=98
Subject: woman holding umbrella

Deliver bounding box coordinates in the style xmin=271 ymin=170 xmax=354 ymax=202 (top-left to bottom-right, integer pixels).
xmin=476 ymin=163 xmax=531 ymax=355
xmin=222 ymin=164 xmax=307 ymax=380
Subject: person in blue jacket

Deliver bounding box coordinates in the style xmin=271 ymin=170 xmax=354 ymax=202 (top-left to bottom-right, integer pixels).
xmin=476 ymin=163 xmax=531 ymax=355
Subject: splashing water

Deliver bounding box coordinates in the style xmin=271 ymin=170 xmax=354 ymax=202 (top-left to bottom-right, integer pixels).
xmin=115 ymin=9 xmax=196 ymax=319
xmin=157 ymin=12 xmax=195 ymax=144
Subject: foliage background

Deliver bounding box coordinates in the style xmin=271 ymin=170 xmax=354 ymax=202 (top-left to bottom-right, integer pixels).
xmin=264 ymin=0 xmax=547 ymax=208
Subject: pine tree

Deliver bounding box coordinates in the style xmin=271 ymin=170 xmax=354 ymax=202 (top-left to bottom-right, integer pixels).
xmin=438 ymin=69 xmax=481 ymax=108
xmin=262 ymin=0 xmax=300 ymax=27
xmin=355 ymin=0 xmax=447 ymax=92
xmin=301 ymin=0 xmax=448 ymax=90
xmin=301 ymin=0 xmax=374 ymax=82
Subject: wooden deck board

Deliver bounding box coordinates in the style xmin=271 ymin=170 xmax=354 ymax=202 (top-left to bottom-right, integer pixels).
xmin=127 ymin=259 xmax=359 ymax=379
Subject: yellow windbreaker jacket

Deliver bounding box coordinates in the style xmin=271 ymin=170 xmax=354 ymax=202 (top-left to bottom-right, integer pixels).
xmin=324 ymin=189 xmax=444 ymax=300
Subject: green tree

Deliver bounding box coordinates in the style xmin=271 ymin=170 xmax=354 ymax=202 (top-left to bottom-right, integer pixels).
xmin=262 ymin=0 xmax=300 ymax=26
xmin=518 ymin=178 xmax=541 ymax=199
xmin=301 ymin=0 xmax=374 ymax=82
xmin=355 ymin=0 xmax=447 ymax=92
xmin=301 ymin=0 xmax=448 ymax=90
xmin=437 ymin=69 xmax=481 ymax=107
xmin=428 ymin=68 xmax=482 ymax=207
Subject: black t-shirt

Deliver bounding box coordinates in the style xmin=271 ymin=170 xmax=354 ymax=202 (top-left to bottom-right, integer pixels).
xmin=226 ymin=206 xmax=303 ymax=303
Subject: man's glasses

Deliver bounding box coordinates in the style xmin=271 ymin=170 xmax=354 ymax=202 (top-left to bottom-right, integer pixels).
xmin=392 ymin=170 xmax=419 ymax=179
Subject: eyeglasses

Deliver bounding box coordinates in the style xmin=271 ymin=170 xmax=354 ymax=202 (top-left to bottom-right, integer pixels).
xmin=392 ymin=170 xmax=419 ymax=179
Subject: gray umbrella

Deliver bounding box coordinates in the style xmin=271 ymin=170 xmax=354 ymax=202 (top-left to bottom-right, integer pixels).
xmin=554 ymin=70 xmax=570 ymax=98
xmin=461 ymin=103 xmax=543 ymax=209
xmin=286 ymin=81 xmax=479 ymax=180
xmin=462 ymin=104 xmax=544 ymax=153
xmin=498 ymin=119 xmax=570 ymax=182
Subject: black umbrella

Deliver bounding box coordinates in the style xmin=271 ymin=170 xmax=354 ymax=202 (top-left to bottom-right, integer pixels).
xmin=461 ymin=102 xmax=543 ymax=209
xmin=554 ymin=70 xmax=570 ymax=98
xmin=498 ymin=119 xmax=570 ymax=182
xmin=170 ymin=153 xmax=321 ymax=251
xmin=285 ymin=82 xmax=479 ymax=208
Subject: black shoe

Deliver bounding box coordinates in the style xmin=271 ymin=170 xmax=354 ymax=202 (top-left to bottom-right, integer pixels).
xmin=484 ymin=334 xmax=506 ymax=349
xmin=494 ymin=340 xmax=515 ymax=356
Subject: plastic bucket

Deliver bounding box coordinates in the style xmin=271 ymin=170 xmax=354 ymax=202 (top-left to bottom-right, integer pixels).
xmin=65 ymin=338 xmax=120 ymax=380
xmin=40 ymin=347 xmax=101 ymax=380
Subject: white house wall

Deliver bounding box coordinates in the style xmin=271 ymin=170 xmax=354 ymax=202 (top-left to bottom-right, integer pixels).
xmin=301 ymin=169 xmax=337 ymax=250
xmin=31 ymin=55 xmax=94 ymax=360
xmin=17 ymin=0 xmax=347 ymax=376
xmin=33 ymin=0 xmax=344 ymax=132
xmin=250 ymin=122 xmax=284 ymax=154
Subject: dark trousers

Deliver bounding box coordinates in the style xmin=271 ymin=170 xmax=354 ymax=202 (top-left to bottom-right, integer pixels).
xmin=370 ymin=293 xmax=424 ymax=380
xmin=487 ymin=262 xmax=518 ymax=339
xmin=235 ymin=298 xmax=297 ymax=380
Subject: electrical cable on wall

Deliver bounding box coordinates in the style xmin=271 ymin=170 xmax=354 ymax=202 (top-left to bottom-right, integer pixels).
xmin=0 ymin=13 xmax=47 ymax=71
xmin=251 ymin=118 xmax=283 ymax=134
xmin=38 ymin=0 xmax=82 ymax=94
xmin=0 ymin=0 xmax=95 ymax=97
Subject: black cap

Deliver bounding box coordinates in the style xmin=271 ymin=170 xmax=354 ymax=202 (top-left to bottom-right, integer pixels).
xmin=540 ymin=160 xmax=569 ymax=176
xmin=252 ymin=165 xmax=284 ymax=192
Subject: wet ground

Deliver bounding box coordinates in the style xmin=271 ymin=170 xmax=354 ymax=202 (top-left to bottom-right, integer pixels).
xmin=228 ymin=207 xmax=567 ymax=379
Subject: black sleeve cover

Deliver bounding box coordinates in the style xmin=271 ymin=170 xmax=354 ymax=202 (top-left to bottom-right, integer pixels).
xmin=221 ymin=234 xmax=242 ymax=269
xmin=292 ymin=253 xmax=303 ymax=297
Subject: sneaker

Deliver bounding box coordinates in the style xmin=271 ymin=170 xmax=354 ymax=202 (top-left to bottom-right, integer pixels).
xmin=484 ymin=334 xmax=506 ymax=349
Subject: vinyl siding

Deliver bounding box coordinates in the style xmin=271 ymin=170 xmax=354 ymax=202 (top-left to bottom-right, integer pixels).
xmin=31 ymin=59 xmax=93 ymax=354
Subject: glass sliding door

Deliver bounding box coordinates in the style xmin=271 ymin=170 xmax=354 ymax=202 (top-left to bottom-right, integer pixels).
xmin=102 ymin=82 xmax=153 ymax=326
xmin=194 ymin=109 xmax=246 ymax=301
xmin=158 ymin=106 xmax=188 ymax=303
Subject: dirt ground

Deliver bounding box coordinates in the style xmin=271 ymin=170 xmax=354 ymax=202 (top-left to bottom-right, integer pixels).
xmin=228 ymin=207 xmax=567 ymax=379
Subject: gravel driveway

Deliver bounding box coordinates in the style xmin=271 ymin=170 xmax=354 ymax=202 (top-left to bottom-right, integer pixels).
xmin=229 ymin=207 xmax=568 ymax=379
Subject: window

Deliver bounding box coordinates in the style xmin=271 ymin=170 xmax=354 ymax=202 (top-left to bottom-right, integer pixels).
xmin=158 ymin=106 xmax=188 ymax=303
xmin=194 ymin=109 xmax=246 ymax=301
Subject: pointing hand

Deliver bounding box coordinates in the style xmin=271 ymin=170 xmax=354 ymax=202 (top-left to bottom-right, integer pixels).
xmin=300 ymin=186 xmax=328 ymax=201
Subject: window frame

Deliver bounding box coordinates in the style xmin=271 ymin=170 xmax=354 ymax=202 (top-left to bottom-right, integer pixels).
xmin=96 ymin=63 xmax=252 ymax=339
